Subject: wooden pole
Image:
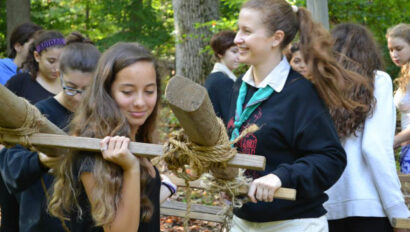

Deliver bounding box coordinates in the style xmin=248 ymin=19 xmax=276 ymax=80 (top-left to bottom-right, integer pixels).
xmin=0 ymin=84 xmax=64 ymax=135
xmin=168 ymin=175 xmax=296 ymax=201
xmin=165 ymin=75 xmax=239 ymax=180
xmin=306 ymin=0 xmax=329 ymax=30
xmin=0 ymin=133 xmax=266 ymax=170
xmin=0 ymin=84 xmax=265 ymax=170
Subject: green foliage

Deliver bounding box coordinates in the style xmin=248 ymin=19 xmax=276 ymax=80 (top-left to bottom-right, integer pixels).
xmin=0 ymin=0 xmax=407 ymax=78
xmin=27 ymin=0 xmax=174 ymax=57
xmin=327 ymin=0 xmax=409 ymax=79
xmin=0 ymin=0 xmax=7 ymax=57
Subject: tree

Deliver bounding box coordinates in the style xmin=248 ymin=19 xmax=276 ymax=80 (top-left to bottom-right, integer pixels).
xmin=6 ymin=0 xmax=31 ymax=54
xmin=307 ymin=0 xmax=329 ymax=30
xmin=172 ymin=0 xmax=220 ymax=83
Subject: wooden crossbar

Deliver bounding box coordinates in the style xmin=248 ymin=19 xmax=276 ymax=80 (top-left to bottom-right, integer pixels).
xmin=168 ymin=175 xmax=296 ymax=201
xmin=399 ymin=174 xmax=410 ymax=183
xmin=160 ymin=201 xmax=224 ymax=223
xmin=394 ymin=174 xmax=410 ymax=229
xmin=392 ymin=218 xmax=410 ymax=229
xmin=0 ymin=133 xmax=266 ymax=171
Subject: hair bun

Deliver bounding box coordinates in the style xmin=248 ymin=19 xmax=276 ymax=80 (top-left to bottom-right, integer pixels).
xmin=65 ymin=32 xmax=94 ymax=45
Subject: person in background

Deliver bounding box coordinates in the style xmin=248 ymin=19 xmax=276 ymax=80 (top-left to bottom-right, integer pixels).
xmin=5 ymin=30 xmax=65 ymax=103
xmin=286 ymin=42 xmax=309 ymax=78
xmin=0 ymin=22 xmax=42 ymax=85
xmin=387 ymin=23 xmax=410 ymax=173
xmin=205 ymin=30 xmax=240 ymax=123
xmin=325 ymin=23 xmax=409 ymax=232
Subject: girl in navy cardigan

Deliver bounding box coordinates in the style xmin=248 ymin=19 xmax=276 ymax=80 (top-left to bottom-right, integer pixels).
xmin=227 ymin=0 xmax=371 ymax=231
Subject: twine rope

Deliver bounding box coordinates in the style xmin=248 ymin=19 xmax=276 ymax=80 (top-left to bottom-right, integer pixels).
xmin=156 ymin=117 xmax=258 ymax=231
xmin=0 ymin=97 xmax=45 ymax=150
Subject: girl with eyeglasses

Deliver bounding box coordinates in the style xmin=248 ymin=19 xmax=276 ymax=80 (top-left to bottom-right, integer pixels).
xmin=0 ymin=32 xmax=100 ymax=232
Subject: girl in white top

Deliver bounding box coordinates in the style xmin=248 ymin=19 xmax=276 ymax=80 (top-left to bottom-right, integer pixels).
xmin=325 ymin=23 xmax=409 ymax=232
xmin=388 ymin=23 xmax=410 ymax=173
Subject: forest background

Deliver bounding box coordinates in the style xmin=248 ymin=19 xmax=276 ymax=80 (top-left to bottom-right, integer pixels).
xmin=0 ymin=1 xmax=409 ymax=230
xmin=1 ymin=0 xmax=409 ymax=83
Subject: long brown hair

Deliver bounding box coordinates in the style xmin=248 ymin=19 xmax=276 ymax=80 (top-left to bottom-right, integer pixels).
xmin=49 ymin=42 xmax=161 ymax=225
xmin=242 ymin=0 xmax=371 ymax=138
xmin=331 ymin=23 xmax=380 ymax=137
xmin=387 ymin=23 xmax=410 ymax=92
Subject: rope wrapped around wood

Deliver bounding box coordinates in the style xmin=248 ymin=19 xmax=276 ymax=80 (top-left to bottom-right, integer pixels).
xmin=155 ymin=117 xmax=258 ymax=231
xmin=0 ymin=97 xmax=46 ymax=150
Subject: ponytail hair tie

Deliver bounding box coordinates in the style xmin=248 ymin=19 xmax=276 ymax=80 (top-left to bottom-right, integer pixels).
xmin=292 ymin=5 xmax=299 ymax=13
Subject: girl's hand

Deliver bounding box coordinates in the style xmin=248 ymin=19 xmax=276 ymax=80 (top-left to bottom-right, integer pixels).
xmin=248 ymin=174 xmax=282 ymax=203
xmin=38 ymin=152 xmax=60 ymax=169
xmin=100 ymin=136 xmax=139 ymax=171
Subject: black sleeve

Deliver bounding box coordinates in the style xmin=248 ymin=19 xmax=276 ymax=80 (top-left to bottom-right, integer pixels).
xmin=0 ymin=145 xmax=47 ymax=192
xmin=204 ymin=72 xmax=234 ymax=124
xmin=5 ymin=73 xmax=24 ymax=96
xmin=272 ymin=111 xmax=347 ymax=200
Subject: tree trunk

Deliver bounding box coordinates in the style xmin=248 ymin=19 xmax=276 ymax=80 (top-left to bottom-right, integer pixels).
xmin=172 ymin=0 xmax=219 ymax=84
xmin=6 ymin=0 xmax=31 ymax=54
xmin=307 ymin=0 xmax=329 ymax=30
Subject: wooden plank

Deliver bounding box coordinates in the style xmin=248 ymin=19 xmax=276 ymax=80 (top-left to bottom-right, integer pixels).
xmin=161 ymin=201 xmax=225 ymax=223
xmin=160 ymin=208 xmax=224 ymax=223
xmin=162 ymin=201 xmax=223 ymax=215
xmin=168 ymin=175 xmax=296 ymax=201
xmin=165 ymin=75 xmax=238 ymax=179
xmin=392 ymin=218 xmax=410 ymax=229
xmin=399 ymin=174 xmax=410 ymax=183
xmin=404 ymin=195 xmax=410 ymax=205
xmin=0 ymin=133 xmax=265 ymax=170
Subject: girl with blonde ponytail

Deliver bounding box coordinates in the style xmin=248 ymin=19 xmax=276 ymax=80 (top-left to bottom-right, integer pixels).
xmin=226 ymin=0 xmax=370 ymax=231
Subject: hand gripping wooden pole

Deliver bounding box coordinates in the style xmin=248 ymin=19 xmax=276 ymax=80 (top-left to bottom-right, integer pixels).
xmin=0 ymin=83 xmax=265 ymax=171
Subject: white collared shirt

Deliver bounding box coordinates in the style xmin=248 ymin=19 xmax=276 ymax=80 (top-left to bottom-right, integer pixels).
xmin=242 ymin=57 xmax=291 ymax=92
xmin=211 ymin=62 xmax=237 ymax=82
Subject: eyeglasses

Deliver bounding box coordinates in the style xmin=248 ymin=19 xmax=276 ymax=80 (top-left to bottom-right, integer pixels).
xmin=60 ymin=75 xmax=85 ymax=96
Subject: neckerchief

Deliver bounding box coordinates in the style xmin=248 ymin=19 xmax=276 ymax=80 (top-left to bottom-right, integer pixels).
xmin=230 ymin=81 xmax=274 ymax=142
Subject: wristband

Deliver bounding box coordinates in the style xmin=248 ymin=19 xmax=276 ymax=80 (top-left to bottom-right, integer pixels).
xmin=161 ymin=181 xmax=177 ymax=196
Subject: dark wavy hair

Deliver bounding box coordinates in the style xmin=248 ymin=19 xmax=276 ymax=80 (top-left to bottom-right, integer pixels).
xmin=330 ymin=23 xmax=379 ymax=137
xmin=8 ymin=22 xmax=42 ymax=59
xmin=20 ymin=30 xmax=65 ymax=80
xmin=241 ymin=0 xmax=371 ymax=138
xmin=49 ymin=42 xmax=161 ymax=225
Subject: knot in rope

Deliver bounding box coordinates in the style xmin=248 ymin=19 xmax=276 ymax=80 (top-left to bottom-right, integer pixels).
xmin=0 ymin=97 xmax=45 ymax=149
xmin=157 ymin=117 xmax=258 ymax=231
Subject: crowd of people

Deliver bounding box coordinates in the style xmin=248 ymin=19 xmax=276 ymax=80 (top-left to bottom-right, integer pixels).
xmin=0 ymin=0 xmax=409 ymax=231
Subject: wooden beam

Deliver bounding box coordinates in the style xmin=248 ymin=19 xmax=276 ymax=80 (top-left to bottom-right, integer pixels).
xmin=392 ymin=218 xmax=410 ymax=229
xmin=165 ymin=75 xmax=239 ymax=180
xmin=399 ymin=174 xmax=410 ymax=183
xmin=161 ymin=201 xmax=224 ymax=223
xmin=168 ymin=175 xmax=296 ymax=201
xmin=0 ymin=84 xmax=64 ymax=135
xmin=0 ymin=133 xmax=266 ymax=170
